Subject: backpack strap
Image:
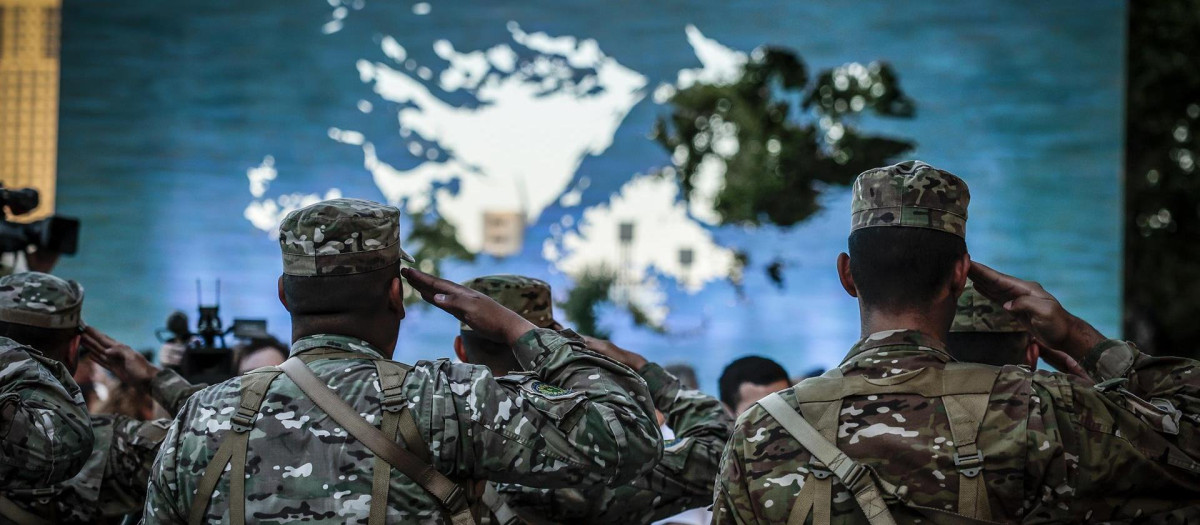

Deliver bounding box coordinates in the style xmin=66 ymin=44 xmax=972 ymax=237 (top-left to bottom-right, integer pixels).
xmin=278 ymin=357 xmax=474 ymax=525
xmin=480 ymin=482 xmax=522 ymax=525
xmin=784 ymin=400 xmax=841 ymax=525
xmin=759 ymin=393 xmax=899 ymax=525
xmin=940 ymin=363 xmax=1000 ymax=520
xmin=187 ymin=368 xmax=282 ymax=525
xmin=369 ymin=359 xmax=412 ymax=525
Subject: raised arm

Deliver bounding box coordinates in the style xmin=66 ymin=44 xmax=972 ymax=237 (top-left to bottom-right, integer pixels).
xmin=0 ymin=344 xmax=94 ymax=488
xmin=402 ymin=267 xmax=662 ymax=487
xmin=83 ymin=326 xmax=204 ymax=416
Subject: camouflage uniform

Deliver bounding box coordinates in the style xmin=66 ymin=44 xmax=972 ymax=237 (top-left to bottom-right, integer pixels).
xmin=144 ymin=199 xmax=662 ymax=524
xmin=713 ymin=161 xmax=1200 ymax=523
xmin=0 ymin=273 xmax=92 ymax=489
xmin=463 ymin=275 xmax=733 ymax=524
xmin=0 ymin=272 xmax=205 ymax=524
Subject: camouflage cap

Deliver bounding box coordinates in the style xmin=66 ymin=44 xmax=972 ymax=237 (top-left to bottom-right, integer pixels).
xmin=0 ymin=272 xmax=84 ymax=330
xmin=850 ymin=160 xmax=970 ymax=238
xmin=950 ymin=279 xmax=1024 ymax=333
xmin=278 ymin=198 xmax=415 ymax=277
xmin=461 ymin=275 xmax=554 ymax=332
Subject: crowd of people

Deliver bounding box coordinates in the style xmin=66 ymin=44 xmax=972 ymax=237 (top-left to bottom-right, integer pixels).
xmin=1 ymin=160 xmax=1198 ymax=524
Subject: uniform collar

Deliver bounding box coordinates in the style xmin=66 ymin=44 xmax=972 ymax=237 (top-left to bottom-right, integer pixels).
xmin=290 ymin=334 xmax=387 ymax=359
xmin=842 ymin=329 xmax=954 ymax=365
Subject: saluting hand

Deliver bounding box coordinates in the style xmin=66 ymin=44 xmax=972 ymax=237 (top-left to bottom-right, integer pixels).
xmin=401 ymin=267 xmax=536 ymax=346
xmin=82 ymin=326 xmax=160 ymax=391
xmin=969 ymin=262 xmax=1105 ymax=360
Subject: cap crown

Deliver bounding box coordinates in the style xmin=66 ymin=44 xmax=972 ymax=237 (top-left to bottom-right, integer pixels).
xmin=851 ymin=160 xmax=970 ymax=238
xmin=0 ymin=272 xmax=84 ymax=329
xmin=461 ymin=275 xmax=554 ymax=331
xmin=278 ymin=198 xmax=414 ymax=276
xmin=951 ymin=280 xmax=1024 ymax=333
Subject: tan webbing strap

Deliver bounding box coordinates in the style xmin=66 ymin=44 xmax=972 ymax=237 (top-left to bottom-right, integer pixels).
xmin=0 ymin=494 xmax=52 ymax=525
xmin=187 ymin=369 xmax=282 ymax=525
xmin=369 ymin=359 xmax=411 ymax=525
xmin=940 ymin=365 xmax=998 ymax=521
xmin=481 ymin=482 xmax=522 ymax=525
xmin=278 ymin=358 xmax=473 ymax=525
xmin=784 ymin=400 xmax=840 ymax=525
xmin=759 ymin=393 xmax=898 ymax=525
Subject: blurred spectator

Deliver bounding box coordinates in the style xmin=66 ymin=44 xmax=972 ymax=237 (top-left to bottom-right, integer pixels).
xmin=156 ymin=310 xmax=193 ymax=368
xmin=234 ymin=336 xmax=288 ymax=374
xmin=664 ymin=363 xmax=700 ymax=391
xmin=72 ymin=352 xmax=110 ymax=412
xmin=718 ymin=356 xmax=789 ymax=416
xmin=94 ymin=350 xmax=162 ymax=420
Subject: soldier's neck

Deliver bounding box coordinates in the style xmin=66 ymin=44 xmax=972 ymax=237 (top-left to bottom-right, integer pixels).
xmin=859 ymin=306 xmax=951 ymax=346
xmin=291 ymin=315 xmax=399 ymax=356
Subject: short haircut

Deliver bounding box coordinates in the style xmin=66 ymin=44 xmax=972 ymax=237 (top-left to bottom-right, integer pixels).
xmin=719 ymin=356 xmax=788 ymax=409
xmin=281 ymin=264 xmax=398 ymax=316
xmin=0 ymin=321 xmax=76 ymax=354
xmin=946 ymin=331 xmax=1028 ymax=367
xmin=848 ymin=227 xmax=967 ymax=312
xmin=460 ymin=331 xmax=520 ymax=373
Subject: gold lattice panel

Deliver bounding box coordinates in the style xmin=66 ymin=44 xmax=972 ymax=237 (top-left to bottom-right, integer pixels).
xmin=0 ymin=0 xmax=60 ymax=221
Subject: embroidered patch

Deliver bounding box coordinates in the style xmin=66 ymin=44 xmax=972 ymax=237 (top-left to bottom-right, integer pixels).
xmin=530 ymin=381 xmax=572 ymax=397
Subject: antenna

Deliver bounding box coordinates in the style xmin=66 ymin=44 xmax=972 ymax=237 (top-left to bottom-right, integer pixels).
xmin=196 ymin=279 xmax=202 ymax=305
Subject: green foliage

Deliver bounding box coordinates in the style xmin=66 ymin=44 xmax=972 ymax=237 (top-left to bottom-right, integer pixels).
xmin=1124 ymin=0 xmax=1200 ymax=355
xmin=560 ymin=267 xmax=665 ymax=338
xmin=560 ymin=268 xmax=616 ymax=338
xmin=652 ymin=47 xmax=917 ymax=228
xmin=401 ymin=210 xmax=475 ymax=305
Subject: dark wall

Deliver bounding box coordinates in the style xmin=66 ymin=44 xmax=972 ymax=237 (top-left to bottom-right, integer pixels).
xmin=1125 ymin=0 xmax=1200 ymax=356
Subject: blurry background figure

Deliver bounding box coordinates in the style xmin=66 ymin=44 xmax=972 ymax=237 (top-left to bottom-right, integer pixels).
xmin=790 ymin=366 xmax=826 ymax=385
xmin=155 ymin=310 xmax=192 ymax=368
xmin=72 ymin=352 xmax=110 ymax=412
xmin=718 ymin=356 xmax=790 ymax=416
xmin=233 ymin=336 xmax=288 ymax=374
xmin=664 ymin=363 xmax=700 ymax=390
xmin=95 ymin=349 xmax=163 ymax=420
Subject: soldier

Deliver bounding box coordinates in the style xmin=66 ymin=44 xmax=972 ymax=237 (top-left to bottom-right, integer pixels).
xmin=0 ymin=274 xmax=93 ymax=490
xmin=144 ymin=198 xmax=662 ymax=524
xmin=714 ymin=160 xmax=1200 ymax=523
xmin=0 ymin=273 xmax=203 ymax=524
xmin=718 ymin=356 xmax=790 ymax=416
xmin=453 ymin=275 xmax=732 ymax=524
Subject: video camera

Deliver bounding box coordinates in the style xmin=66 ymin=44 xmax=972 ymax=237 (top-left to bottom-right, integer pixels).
xmin=158 ymin=280 xmax=269 ymax=385
xmin=0 ymin=184 xmax=80 ymax=256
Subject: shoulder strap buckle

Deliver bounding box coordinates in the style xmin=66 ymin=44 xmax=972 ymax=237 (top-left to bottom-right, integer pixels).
xmin=953 ymin=451 xmax=985 ymax=478
xmin=841 ymin=462 xmax=868 ymax=490
xmin=230 ymin=406 xmax=257 ymax=432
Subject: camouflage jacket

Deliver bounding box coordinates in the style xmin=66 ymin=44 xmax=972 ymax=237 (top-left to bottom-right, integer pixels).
xmin=714 ymin=329 xmax=1200 ymax=523
xmin=0 ymin=337 xmax=93 ymax=489
xmin=144 ymin=329 xmax=662 ymax=524
xmin=1 ymin=368 xmax=202 ymax=524
xmin=495 ymin=362 xmax=733 ymax=524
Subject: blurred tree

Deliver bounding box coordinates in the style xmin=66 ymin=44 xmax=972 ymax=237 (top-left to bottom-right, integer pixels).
xmin=1125 ymin=0 xmax=1200 ymax=356
xmin=560 ymin=266 xmax=665 ymax=337
xmin=401 ymin=211 xmax=475 ymax=305
xmin=651 ymin=47 xmax=916 ymax=228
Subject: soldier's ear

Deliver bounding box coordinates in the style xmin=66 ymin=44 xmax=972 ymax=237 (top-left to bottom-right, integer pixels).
xmin=1025 ymin=338 xmax=1040 ymax=368
xmin=389 ymin=276 xmax=406 ymax=320
xmin=837 ymin=252 xmax=858 ymax=298
xmin=950 ymin=252 xmax=971 ymax=299
xmin=454 ymin=336 xmax=468 ymax=363
xmin=277 ymin=276 xmax=289 ymax=311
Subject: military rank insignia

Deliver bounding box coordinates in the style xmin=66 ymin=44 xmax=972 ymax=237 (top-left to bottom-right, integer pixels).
xmin=530 ymin=381 xmax=572 ymax=398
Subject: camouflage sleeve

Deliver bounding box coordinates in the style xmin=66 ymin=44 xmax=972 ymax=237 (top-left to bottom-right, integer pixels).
xmin=98 ymin=415 xmax=172 ymax=519
xmin=411 ymin=328 xmax=662 ymax=488
xmin=0 ymin=347 xmax=94 ymax=488
xmin=1077 ymin=340 xmax=1200 ymax=453
xmin=711 ymin=412 xmax=758 ymax=525
xmin=149 ymin=367 xmax=204 ymax=416
xmin=1021 ymin=368 xmax=1200 ymax=521
xmin=143 ymin=391 xmax=197 ymax=524
xmin=610 ymin=362 xmax=731 ymax=519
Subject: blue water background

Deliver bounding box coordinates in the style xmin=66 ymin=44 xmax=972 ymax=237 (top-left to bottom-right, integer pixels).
xmin=56 ymin=0 xmax=1124 ymax=394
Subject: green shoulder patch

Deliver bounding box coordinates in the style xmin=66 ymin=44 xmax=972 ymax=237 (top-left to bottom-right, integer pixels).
xmin=530 ymin=381 xmax=572 ymax=398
